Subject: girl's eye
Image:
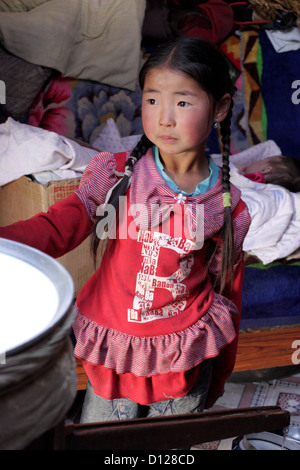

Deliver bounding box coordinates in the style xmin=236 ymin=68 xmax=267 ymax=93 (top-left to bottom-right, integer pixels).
xmin=178 ymin=101 xmax=190 ymax=107
xmin=147 ymin=98 xmax=158 ymax=105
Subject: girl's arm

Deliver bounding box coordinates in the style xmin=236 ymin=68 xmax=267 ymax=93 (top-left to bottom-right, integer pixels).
xmin=0 ymin=151 xmax=122 ymax=256
xmin=0 ymin=193 xmax=93 ymax=258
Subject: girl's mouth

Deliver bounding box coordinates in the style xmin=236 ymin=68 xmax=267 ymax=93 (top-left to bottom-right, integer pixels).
xmin=159 ymin=135 xmax=177 ymax=144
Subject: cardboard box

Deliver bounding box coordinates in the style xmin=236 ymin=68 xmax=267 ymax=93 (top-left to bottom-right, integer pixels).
xmin=0 ymin=176 xmax=95 ymax=297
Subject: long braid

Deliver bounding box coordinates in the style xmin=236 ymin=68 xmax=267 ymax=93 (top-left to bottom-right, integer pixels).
xmin=218 ymin=99 xmax=234 ymax=294
xmin=91 ymin=134 xmax=152 ymax=264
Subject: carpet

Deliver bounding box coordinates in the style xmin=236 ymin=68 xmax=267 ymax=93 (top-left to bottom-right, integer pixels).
xmin=192 ymin=370 xmax=300 ymax=450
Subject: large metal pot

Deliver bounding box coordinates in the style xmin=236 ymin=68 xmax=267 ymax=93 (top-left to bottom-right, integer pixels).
xmin=235 ymin=431 xmax=300 ymax=450
xmin=0 ymin=238 xmax=76 ymax=449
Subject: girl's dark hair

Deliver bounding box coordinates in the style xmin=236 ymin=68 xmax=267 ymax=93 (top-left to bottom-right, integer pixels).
xmin=91 ymin=36 xmax=236 ymax=293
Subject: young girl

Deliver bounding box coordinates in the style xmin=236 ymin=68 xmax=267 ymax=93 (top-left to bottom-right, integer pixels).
xmin=0 ymin=37 xmax=251 ymax=422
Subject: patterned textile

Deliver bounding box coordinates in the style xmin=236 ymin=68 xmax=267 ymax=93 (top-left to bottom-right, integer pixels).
xmin=27 ymin=76 xmax=144 ymax=146
xmin=220 ymin=29 xmax=265 ymax=154
xmin=241 ymin=29 xmax=266 ymax=146
xmin=220 ymin=32 xmax=247 ymax=154
xmin=221 ymin=28 xmax=300 ymax=158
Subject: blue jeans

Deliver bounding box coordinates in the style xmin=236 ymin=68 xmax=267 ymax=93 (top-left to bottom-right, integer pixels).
xmin=80 ymin=358 xmax=213 ymax=423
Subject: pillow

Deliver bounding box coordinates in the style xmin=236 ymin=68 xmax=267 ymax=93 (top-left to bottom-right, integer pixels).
xmin=0 ymin=0 xmax=146 ymax=90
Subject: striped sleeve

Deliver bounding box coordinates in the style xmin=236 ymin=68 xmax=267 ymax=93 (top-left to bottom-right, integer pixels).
xmin=75 ymin=151 xmax=120 ymax=222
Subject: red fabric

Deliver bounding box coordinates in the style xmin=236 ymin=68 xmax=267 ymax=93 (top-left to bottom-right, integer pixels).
xmin=75 ymin=256 xmax=246 ymax=405
xmin=168 ymin=0 xmax=234 ymax=43
xmin=208 ymin=258 xmax=245 ymax=394
xmin=81 ymin=361 xmax=201 ymax=405
xmin=244 ymin=172 xmax=266 ymax=183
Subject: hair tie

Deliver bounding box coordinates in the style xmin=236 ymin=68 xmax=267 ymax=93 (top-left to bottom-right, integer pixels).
xmin=112 ymin=167 xmax=133 ymax=178
xmin=124 ymin=166 xmax=133 ymax=177
xmin=222 ymin=192 xmax=231 ymax=208
xmin=128 ymin=156 xmax=137 ymax=167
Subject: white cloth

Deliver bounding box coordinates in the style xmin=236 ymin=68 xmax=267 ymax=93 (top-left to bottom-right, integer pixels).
xmin=211 ymin=140 xmax=282 ymax=168
xmin=230 ymin=166 xmax=300 ymax=264
xmin=92 ymin=117 xmax=142 ymax=153
xmin=212 ymin=141 xmax=300 ymax=264
xmin=0 ymin=118 xmax=98 ymax=185
xmin=266 ymin=27 xmax=300 ymax=53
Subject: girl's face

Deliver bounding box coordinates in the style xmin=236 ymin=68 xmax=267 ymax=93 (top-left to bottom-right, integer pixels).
xmin=142 ymin=67 xmax=229 ymax=163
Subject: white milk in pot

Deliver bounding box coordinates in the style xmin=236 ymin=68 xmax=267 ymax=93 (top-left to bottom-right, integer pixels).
xmin=0 ymin=252 xmax=59 ymax=355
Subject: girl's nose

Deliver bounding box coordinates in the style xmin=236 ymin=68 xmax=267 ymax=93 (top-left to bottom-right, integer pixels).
xmin=159 ymin=108 xmax=175 ymax=127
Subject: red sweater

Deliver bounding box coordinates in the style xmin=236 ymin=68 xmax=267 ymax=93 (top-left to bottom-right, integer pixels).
xmin=0 ymin=150 xmax=250 ymax=404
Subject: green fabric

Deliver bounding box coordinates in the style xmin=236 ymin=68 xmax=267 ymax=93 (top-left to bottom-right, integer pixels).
xmin=256 ymin=40 xmax=268 ymax=141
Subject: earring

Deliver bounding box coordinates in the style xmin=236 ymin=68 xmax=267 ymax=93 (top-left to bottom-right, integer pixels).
xmin=214 ymin=120 xmax=218 ymax=129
